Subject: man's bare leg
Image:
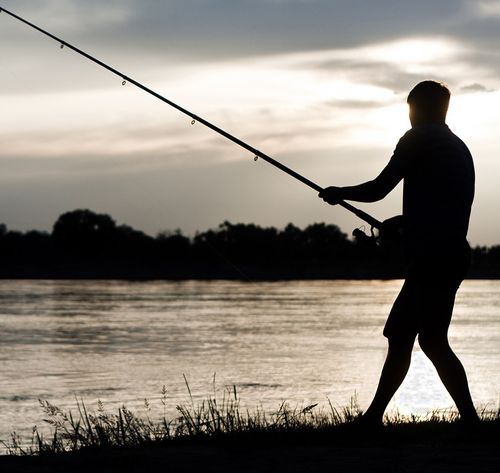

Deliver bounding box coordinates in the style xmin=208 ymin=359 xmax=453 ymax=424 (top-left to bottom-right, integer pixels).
xmin=418 ymin=333 xmax=479 ymax=424
xmin=362 ymin=336 xmax=415 ymax=424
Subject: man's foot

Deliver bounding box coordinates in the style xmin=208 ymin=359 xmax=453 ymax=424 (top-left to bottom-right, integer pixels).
xmin=351 ymin=413 xmax=384 ymax=431
xmin=459 ymin=413 xmax=481 ymax=433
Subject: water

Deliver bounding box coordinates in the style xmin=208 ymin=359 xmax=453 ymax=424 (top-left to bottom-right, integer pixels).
xmin=0 ymin=279 xmax=499 ymax=443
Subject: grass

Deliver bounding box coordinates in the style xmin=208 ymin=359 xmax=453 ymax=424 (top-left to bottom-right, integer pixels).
xmin=3 ymin=378 xmax=500 ymax=456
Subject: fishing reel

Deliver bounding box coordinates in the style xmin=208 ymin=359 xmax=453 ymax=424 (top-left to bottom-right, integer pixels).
xmin=352 ymin=215 xmax=404 ymax=247
xmin=352 ymin=226 xmax=378 ymax=247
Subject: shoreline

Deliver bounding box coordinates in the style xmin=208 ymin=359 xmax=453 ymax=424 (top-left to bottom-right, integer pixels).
xmin=1 ymin=274 xmax=500 ymax=280
xmin=2 ymin=422 xmax=499 ymax=473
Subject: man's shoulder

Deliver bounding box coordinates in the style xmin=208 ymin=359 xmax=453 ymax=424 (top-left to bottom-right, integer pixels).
xmin=394 ymin=124 xmax=466 ymax=154
xmin=393 ymin=128 xmax=417 ymax=156
xmin=399 ymin=124 xmax=449 ymax=140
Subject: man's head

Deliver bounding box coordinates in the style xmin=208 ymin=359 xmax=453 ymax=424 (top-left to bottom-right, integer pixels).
xmin=407 ymin=80 xmax=450 ymax=127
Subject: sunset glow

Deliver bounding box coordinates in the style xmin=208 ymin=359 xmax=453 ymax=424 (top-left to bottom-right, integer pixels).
xmin=1 ymin=1 xmax=499 ymax=245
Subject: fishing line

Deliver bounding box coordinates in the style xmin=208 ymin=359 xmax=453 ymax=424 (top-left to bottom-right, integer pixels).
xmin=0 ymin=5 xmax=381 ymax=230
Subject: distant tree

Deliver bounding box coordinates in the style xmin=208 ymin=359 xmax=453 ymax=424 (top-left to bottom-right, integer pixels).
xmin=2 ymin=211 xmax=500 ymax=278
xmin=114 ymin=224 xmax=155 ymax=261
xmin=193 ymin=221 xmax=279 ymax=262
xmin=52 ymin=209 xmax=117 ymax=257
xmin=278 ymin=223 xmax=306 ymax=259
xmin=22 ymin=230 xmax=52 ymax=260
xmin=157 ymin=229 xmax=191 ymax=258
xmin=301 ymin=223 xmax=352 ymax=260
xmin=471 ymin=245 xmax=500 ymax=276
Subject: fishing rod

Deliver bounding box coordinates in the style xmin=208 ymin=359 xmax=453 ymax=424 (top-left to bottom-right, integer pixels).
xmin=0 ymin=5 xmax=382 ymax=230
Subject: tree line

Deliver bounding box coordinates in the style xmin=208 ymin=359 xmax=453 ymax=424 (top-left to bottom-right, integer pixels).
xmin=0 ymin=209 xmax=499 ymax=279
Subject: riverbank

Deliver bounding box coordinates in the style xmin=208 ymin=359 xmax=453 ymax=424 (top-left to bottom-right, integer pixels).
xmin=2 ymin=385 xmax=499 ymax=472
xmin=5 ymin=210 xmax=500 ymax=281
xmin=2 ymin=421 xmax=499 ymax=473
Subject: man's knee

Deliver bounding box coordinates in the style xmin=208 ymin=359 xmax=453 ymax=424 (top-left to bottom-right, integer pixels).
xmin=418 ymin=333 xmax=449 ymax=357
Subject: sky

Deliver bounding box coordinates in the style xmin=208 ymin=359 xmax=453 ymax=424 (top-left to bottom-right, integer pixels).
xmin=1 ymin=0 xmax=500 ymax=244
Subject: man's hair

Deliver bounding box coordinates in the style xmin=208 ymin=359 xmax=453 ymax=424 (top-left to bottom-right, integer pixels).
xmin=407 ymin=80 xmax=450 ymax=122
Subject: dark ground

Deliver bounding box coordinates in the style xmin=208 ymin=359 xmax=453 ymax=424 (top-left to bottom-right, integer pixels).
xmin=2 ymin=442 xmax=499 ymax=473
xmin=2 ymin=424 xmax=499 ymax=473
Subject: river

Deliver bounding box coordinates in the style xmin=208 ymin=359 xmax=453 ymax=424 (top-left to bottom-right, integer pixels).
xmin=0 ymin=279 xmax=498 ymax=444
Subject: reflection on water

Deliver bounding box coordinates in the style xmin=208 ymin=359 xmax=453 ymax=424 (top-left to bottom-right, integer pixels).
xmin=0 ymin=279 xmax=499 ymax=442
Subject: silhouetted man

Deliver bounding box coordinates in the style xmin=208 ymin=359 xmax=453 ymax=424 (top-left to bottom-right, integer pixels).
xmin=320 ymin=80 xmax=479 ymax=426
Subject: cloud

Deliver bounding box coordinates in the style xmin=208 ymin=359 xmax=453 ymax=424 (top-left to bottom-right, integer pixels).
xmin=1 ymin=0 xmax=134 ymax=33
xmin=286 ymin=37 xmax=473 ymax=98
xmin=2 ymin=0 xmax=500 ymax=244
xmin=0 ymin=35 xmax=489 ymax=179
xmin=2 ymin=1 xmax=498 ymax=94
xmin=474 ymin=0 xmax=500 ymax=17
xmin=0 ymin=0 xmax=473 ymax=60
xmin=323 ymin=99 xmax=382 ymax=110
xmin=460 ymin=83 xmax=495 ymax=93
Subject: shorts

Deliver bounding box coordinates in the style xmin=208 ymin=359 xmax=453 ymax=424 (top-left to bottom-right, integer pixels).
xmin=383 ymin=242 xmax=471 ymax=339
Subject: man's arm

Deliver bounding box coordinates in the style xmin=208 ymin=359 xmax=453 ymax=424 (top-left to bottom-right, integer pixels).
xmin=319 ymin=161 xmax=403 ymax=205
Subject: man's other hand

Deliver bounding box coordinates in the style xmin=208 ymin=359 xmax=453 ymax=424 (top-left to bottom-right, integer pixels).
xmin=319 ymin=186 xmax=344 ymax=205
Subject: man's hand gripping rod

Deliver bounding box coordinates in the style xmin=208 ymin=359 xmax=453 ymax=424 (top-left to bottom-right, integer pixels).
xmin=0 ymin=6 xmax=381 ymax=231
